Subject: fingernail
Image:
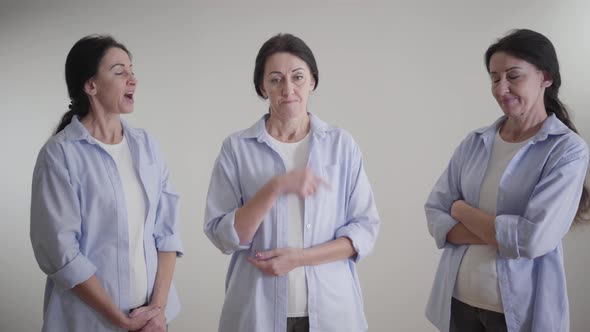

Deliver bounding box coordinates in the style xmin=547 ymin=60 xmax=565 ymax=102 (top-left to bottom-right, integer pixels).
xmin=255 ymin=252 xmax=262 ymax=259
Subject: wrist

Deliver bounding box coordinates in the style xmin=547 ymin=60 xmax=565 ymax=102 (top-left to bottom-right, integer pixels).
xmin=150 ymin=298 xmax=167 ymax=310
xmin=113 ymin=311 xmax=130 ymax=330
xmin=299 ymin=248 xmax=308 ymax=267
xmin=270 ymin=176 xmax=285 ymax=196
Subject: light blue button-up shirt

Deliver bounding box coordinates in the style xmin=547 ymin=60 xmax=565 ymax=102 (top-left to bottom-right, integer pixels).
xmin=30 ymin=116 xmax=184 ymax=332
xmin=425 ymin=114 xmax=589 ymax=332
xmin=204 ymin=113 xmax=380 ymax=332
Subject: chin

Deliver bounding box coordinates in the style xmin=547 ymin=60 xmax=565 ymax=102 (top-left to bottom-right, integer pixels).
xmin=501 ymin=108 xmax=526 ymax=119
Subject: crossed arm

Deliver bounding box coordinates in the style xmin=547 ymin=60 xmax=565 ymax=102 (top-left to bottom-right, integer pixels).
xmin=446 ymin=200 xmax=497 ymax=248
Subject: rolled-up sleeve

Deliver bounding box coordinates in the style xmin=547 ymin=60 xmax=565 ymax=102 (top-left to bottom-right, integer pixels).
xmin=30 ymin=152 xmax=97 ymax=291
xmin=334 ymin=142 xmax=380 ymax=263
xmin=204 ymin=139 xmax=251 ymax=255
xmin=424 ymin=135 xmax=469 ymax=249
xmin=495 ymin=145 xmax=589 ymax=259
xmin=153 ymin=159 xmax=184 ymax=256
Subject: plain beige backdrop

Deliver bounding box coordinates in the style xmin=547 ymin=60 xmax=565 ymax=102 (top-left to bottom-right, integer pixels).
xmin=1 ymin=0 xmax=589 ymax=331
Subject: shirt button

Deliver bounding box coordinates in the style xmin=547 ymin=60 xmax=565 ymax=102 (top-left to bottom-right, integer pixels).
xmin=306 ymin=224 xmax=311 ymax=230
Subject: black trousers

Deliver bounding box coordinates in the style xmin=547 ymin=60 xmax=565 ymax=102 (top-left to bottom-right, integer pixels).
xmin=450 ymin=298 xmax=507 ymax=332
xmin=286 ymin=317 xmax=309 ymax=332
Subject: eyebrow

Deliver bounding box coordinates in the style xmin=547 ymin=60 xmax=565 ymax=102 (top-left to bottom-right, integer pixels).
xmin=489 ymin=66 xmax=522 ymax=74
xmin=267 ymin=68 xmax=305 ymax=77
xmin=109 ymin=63 xmax=133 ymax=70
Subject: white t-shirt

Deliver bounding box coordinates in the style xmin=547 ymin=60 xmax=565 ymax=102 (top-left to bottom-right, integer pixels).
xmin=96 ymin=135 xmax=148 ymax=308
xmin=454 ymin=129 xmax=530 ymax=313
xmin=268 ymin=132 xmax=311 ymax=317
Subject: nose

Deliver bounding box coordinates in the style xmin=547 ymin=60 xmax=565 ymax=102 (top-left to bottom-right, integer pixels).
xmin=281 ymin=80 xmax=294 ymax=97
xmin=128 ymin=73 xmax=137 ymax=86
xmin=493 ymin=78 xmax=509 ymax=96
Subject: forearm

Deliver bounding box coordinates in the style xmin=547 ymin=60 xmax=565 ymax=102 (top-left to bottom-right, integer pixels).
xmin=72 ymin=275 xmax=127 ymax=329
xmin=235 ymin=177 xmax=281 ymax=244
xmin=453 ymin=201 xmax=498 ymax=248
xmin=302 ymin=237 xmax=356 ymax=266
xmin=446 ymin=223 xmax=486 ymax=245
xmin=150 ymin=251 xmax=177 ymax=308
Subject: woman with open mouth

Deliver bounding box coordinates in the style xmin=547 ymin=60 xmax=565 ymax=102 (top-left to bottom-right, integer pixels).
xmin=30 ymin=34 xmax=183 ymax=332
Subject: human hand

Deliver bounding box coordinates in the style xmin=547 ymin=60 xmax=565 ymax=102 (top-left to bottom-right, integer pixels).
xmin=277 ymin=168 xmax=329 ymax=198
xmin=247 ymin=247 xmax=304 ymax=276
xmin=133 ymin=309 xmax=166 ymax=332
xmin=451 ymin=200 xmax=468 ymax=221
xmin=124 ymin=304 xmax=161 ymax=331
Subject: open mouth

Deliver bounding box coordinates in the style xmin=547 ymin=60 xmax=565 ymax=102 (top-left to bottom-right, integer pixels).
xmin=124 ymin=93 xmax=134 ymax=101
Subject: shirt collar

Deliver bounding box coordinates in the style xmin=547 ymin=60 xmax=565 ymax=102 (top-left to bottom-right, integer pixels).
xmin=64 ymin=115 xmax=137 ymax=143
xmin=475 ymin=113 xmax=570 ymax=144
xmin=240 ymin=112 xmax=336 ymax=143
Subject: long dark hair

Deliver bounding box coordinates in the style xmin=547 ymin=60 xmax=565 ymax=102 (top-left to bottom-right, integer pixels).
xmin=55 ymin=34 xmax=130 ymax=134
xmin=485 ymin=29 xmax=589 ymax=223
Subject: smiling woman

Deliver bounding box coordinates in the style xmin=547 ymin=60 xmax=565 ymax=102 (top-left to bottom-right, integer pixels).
xmin=30 ymin=35 xmax=183 ymax=332
xmin=424 ymin=29 xmax=590 ymax=332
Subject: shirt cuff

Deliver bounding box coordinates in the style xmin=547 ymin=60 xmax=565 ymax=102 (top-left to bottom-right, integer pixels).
xmin=495 ymin=214 xmax=520 ymax=259
xmin=215 ymin=210 xmax=251 ymax=254
xmin=425 ymin=208 xmax=459 ymax=249
xmin=156 ymin=233 xmax=185 ymax=257
xmin=49 ymin=252 xmax=97 ymax=291
xmin=335 ymin=226 xmax=369 ymax=263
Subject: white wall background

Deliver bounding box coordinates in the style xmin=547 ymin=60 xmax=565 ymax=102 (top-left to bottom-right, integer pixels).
xmin=1 ymin=0 xmax=589 ymax=331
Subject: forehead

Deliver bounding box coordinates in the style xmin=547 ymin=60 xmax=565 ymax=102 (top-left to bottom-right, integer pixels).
xmin=100 ymin=47 xmax=131 ymax=68
xmin=264 ymin=52 xmax=309 ymax=74
xmin=489 ymin=52 xmax=534 ymax=72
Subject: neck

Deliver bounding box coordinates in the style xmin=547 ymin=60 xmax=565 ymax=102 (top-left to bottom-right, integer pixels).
xmin=501 ymin=105 xmax=547 ymax=143
xmin=266 ymin=111 xmax=310 ymax=143
xmin=81 ymin=106 xmax=123 ymax=144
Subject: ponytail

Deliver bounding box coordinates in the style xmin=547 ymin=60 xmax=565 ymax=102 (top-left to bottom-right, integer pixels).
xmin=55 ymin=99 xmax=89 ymax=135
xmin=544 ymin=87 xmax=589 ymax=223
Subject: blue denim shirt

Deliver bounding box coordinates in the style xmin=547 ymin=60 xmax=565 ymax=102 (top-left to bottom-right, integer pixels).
xmin=425 ymin=114 xmax=589 ymax=332
xmin=30 ymin=116 xmax=184 ymax=332
xmin=204 ymin=113 xmax=380 ymax=332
